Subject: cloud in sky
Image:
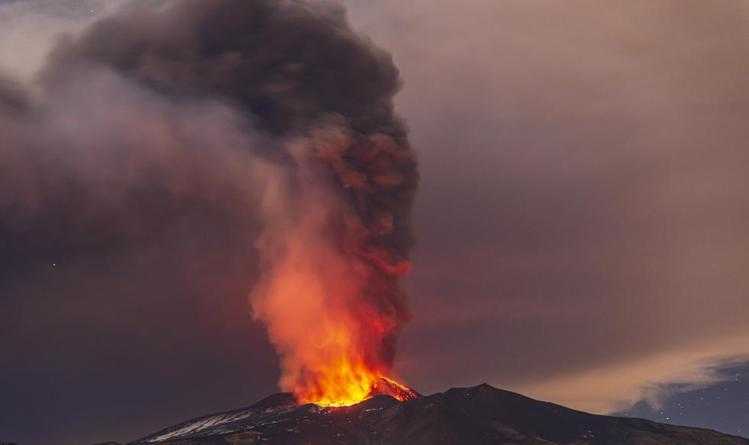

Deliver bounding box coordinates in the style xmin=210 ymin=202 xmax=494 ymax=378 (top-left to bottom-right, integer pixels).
xmin=345 ymin=0 xmax=749 ymax=413
xmin=0 ymin=0 xmax=124 ymax=80
xmin=518 ymin=332 xmax=749 ymax=413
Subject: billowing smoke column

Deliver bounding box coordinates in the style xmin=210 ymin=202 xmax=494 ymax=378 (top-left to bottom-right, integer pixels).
xmin=15 ymin=0 xmax=418 ymax=405
xmin=252 ymin=122 xmax=417 ymax=405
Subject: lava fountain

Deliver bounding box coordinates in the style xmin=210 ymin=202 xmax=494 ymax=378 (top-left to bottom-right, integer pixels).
xmin=252 ymin=126 xmax=418 ymax=407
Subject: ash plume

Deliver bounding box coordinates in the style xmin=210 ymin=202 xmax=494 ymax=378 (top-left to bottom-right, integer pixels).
xmin=2 ymin=0 xmax=417 ymax=403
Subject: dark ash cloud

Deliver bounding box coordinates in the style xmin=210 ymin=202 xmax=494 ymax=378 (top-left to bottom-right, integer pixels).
xmin=1 ymin=0 xmax=416 ymax=443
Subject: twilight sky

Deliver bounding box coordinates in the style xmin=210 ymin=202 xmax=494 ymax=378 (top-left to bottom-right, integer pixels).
xmin=1 ymin=1 xmax=748 ymax=444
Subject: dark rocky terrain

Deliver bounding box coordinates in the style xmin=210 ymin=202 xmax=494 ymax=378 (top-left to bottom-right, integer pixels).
xmin=126 ymin=384 xmax=749 ymax=445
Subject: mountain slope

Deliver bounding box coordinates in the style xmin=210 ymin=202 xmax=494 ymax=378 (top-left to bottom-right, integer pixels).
xmin=129 ymin=384 xmax=749 ymax=445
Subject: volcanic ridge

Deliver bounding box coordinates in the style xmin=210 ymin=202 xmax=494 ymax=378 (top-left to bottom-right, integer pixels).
xmin=127 ymin=383 xmax=749 ymax=445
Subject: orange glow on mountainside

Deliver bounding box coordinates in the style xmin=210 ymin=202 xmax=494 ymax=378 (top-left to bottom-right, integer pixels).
xmin=294 ymin=354 xmax=416 ymax=407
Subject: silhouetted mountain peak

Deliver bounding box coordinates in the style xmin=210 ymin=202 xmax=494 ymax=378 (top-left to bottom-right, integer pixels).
xmin=128 ymin=384 xmax=749 ymax=445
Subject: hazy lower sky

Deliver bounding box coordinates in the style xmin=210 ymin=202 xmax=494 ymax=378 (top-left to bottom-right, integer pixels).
xmin=1 ymin=1 xmax=748 ymax=443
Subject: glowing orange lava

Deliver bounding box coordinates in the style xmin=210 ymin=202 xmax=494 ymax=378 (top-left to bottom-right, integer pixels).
xmin=288 ymin=324 xmax=416 ymax=407
xmin=296 ymin=359 xmax=382 ymax=407
xmin=292 ymin=354 xmax=415 ymax=407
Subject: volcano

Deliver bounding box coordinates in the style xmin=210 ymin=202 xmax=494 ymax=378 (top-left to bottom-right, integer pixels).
xmin=125 ymin=384 xmax=748 ymax=445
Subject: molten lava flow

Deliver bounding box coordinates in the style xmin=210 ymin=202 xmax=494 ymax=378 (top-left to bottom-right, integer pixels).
xmin=291 ymin=332 xmax=417 ymax=407
xmin=295 ymin=358 xmax=386 ymax=407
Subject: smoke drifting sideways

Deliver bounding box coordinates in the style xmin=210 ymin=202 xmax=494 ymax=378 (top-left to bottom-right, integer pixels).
xmin=1 ymin=0 xmax=417 ymax=405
